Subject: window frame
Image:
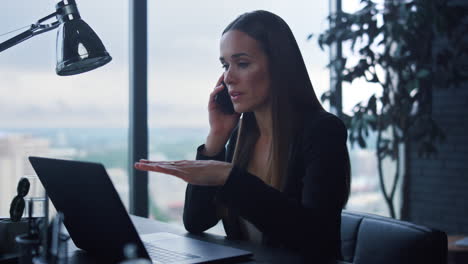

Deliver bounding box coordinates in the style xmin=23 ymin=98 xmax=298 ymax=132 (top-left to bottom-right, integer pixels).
xmin=127 ymin=0 xmax=343 ymax=217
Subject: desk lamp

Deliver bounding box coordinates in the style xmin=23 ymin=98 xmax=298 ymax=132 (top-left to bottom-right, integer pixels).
xmin=0 ymin=0 xmax=112 ymax=75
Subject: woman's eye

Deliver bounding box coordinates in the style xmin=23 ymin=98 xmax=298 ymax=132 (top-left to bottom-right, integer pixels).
xmin=221 ymin=64 xmax=229 ymax=70
xmin=238 ymin=62 xmax=249 ymax=68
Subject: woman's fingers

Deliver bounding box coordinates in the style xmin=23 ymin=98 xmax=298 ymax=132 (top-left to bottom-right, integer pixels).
xmin=134 ymin=162 xmax=189 ymax=182
xmin=135 ymin=162 xmax=176 ymax=173
xmin=210 ymin=84 xmax=225 ymax=99
xmin=137 ymin=160 xmax=182 ymax=165
xmin=215 ymin=73 xmax=224 ymax=86
xmin=210 ymin=74 xmax=226 ymax=102
xmin=135 ymin=160 xmax=231 ymax=186
xmin=134 ymin=162 xmax=159 ymax=171
xmin=134 ymin=160 xmax=187 ymax=172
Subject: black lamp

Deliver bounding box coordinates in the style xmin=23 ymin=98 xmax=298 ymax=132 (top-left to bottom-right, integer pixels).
xmin=0 ymin=0 xmax=112 ymax=76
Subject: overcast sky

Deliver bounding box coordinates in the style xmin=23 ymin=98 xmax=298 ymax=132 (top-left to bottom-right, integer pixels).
xmin=0 ymin=0 xmax=367 ymax=128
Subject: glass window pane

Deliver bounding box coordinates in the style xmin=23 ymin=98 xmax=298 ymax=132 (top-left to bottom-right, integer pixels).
xmin=341 ymin=1 xmax=389 ymax=216
xmin=148 ymin=1 xmax=330 ymax=233
xmin=0 ymin=0 xmax=129 ymax=216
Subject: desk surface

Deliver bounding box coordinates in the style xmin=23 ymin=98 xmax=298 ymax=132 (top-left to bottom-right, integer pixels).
xmin=447 ymin=236 xmax=468 ymax=264
xmin=67 ymin=215 xmax=303 ymax=264
xmin=448 ymin=236 xmax=468 ymax=252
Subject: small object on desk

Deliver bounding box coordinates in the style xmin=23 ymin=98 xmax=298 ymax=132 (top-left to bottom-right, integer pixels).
xmin=448 ymin=235 xmax=468 ymax=264
xmin=32 ymin=212 xmax=70 ymax=264
xmin=15 ymin=233 xmax=40 ymax=264
xmin=14 ymin=198 xmax=42 ymax=264
xmin=28 ymin=200 xmax=35 ymax=237
xmin=455 ymin=237 xmax=468 ymax=247
xmin=49 ymin=212 xmax=70 ymax=264
xmin=118 ymin=243 xmax=151 ymax=264
xmin=0 ymin=218 xmax=29 ymax=254
xmin=0 ymin=253 xmax=19 ymax=264
xmin=9 ymin=177 xmax=30 ymax=222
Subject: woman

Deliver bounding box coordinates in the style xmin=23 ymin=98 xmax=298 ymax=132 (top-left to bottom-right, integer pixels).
xmin=135 ymin=10 xmax=350 ymax=262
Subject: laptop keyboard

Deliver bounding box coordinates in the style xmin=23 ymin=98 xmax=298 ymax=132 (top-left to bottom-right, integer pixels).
xmin=144 ymin=242 xmax=200 ymax=264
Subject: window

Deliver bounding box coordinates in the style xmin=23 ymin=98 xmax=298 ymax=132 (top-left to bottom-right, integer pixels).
xmin=341 ymin=0 xmax=391 ymax=216
xmin=147 ymin=1 xmax=330 ymax=232
xmin=0 ymin=0 xmax=129 ymax=216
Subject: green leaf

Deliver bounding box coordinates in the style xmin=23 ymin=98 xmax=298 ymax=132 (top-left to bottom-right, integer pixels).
xmin=317 ymin=34 xmax=326 ymax=50
xmin=358 ymin=134 xmax=367 ymax=148
xmin=370 ymin=73 xmax=379 ymax=83
xmin=416 ymin=69 xmax=431 ymax=78
xmin=343 ymin=72 xmax=354 ymax=82
xmin=320 ymin=91 xmax=332 ymax=103
xmin=447 ymin=0 xmax=468 ymax=7
xmin=367 ymin=95 xmax=377 ymax=114
xmin=341 ymin=113 xmax=352 ymax=128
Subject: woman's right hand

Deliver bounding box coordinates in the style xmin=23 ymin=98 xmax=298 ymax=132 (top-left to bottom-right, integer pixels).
xmin=204 ymin=74 xmax=240 ymax=156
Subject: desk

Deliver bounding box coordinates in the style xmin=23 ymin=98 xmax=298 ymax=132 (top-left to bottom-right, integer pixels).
xmin=447 ymin=235 xmax=468 ymax=264
xmin=66 ymin=215 xmax=303 ymax=264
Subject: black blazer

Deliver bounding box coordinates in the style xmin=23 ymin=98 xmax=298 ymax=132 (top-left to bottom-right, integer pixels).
xmin=183 ymin=110 xmax=348 ymax=262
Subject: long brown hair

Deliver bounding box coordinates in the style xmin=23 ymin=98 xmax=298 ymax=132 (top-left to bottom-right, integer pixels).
xmin=225 ymin=10 xmax=350 ymax=207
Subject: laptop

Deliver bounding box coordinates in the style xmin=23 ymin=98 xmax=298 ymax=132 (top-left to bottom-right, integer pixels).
xmin=29 ymin=156 xmax=252 ymax=264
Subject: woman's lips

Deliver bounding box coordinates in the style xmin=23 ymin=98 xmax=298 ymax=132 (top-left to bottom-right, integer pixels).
xmin=229 ymin=91 xmax=243 ymax=102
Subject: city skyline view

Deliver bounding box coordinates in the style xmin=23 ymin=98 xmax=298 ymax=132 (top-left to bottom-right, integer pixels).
xmin=0 ymin=0 xmax=370 ymax=129
xmin=0 ymin=1 xmax=389 ymax=225
xmin=0 ymin=127 xmax=386 ymax=223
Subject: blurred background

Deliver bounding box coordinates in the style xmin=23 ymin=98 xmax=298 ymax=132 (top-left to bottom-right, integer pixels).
xmin=1 ymin=0 xmax=466 ymax=239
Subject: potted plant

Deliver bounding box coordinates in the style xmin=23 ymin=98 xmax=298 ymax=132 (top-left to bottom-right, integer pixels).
xmin=317 ymin=0 xmax=468 ymax=218
xmin=0 ymin=178 xmax=31 ymax=254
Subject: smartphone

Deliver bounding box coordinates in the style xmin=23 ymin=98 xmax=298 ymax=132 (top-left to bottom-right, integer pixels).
xmin=214 ymin=81 xmax=235 ymax=115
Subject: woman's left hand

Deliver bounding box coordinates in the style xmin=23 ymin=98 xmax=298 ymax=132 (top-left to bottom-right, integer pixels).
xmin=134 ymin=159 xmax=233 ymax=186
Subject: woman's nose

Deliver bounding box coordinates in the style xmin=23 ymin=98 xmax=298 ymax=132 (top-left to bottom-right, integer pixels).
xmin=224 ymin=67 xmax=235 ymax=85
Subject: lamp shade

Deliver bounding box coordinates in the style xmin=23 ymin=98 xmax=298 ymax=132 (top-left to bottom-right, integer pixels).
xmin=55 ymin=18 xmax=112 ymax=76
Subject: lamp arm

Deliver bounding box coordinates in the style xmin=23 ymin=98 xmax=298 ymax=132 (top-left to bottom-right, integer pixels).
xmin=0 ymin=12 xmax=60 ymax=53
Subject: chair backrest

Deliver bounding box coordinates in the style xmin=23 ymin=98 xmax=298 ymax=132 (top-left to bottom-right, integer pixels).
xmin=340 ymin=210 xmax=447 ymax=264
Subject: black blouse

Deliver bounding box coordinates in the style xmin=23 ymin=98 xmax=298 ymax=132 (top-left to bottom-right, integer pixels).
xmin=183 ymin=110 xmax=348 ymax=262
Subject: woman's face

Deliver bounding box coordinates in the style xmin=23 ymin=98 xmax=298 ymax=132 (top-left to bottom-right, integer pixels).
xmin=220 ymin=30 xmax=271 ymax=113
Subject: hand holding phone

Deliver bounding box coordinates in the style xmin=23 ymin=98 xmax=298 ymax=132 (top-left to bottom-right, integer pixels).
xmin=214 ymin=81 xmax=235 ymax=115
xmin=205 ymin=78 xmax=240 ymax=156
